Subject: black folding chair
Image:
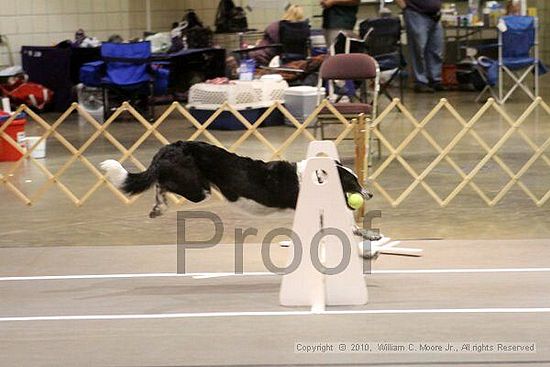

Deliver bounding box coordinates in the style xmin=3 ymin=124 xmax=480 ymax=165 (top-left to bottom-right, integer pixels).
xmin=359 ymin=17 xmax=406 ymax=102
xmin=278 ymin=20 xmax=310 ymax=63
xmin=232 ymin=20 xmax=310 ymax=65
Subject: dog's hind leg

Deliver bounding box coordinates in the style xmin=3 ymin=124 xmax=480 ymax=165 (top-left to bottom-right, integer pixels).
xmin=149 ymin=184 xmax=169 ymax=218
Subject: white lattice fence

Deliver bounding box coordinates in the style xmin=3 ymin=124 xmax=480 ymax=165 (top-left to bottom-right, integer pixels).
xmin=366 ymin=97 xmax=550 ymax=208
xmin=0 ymin=100 xmax=360 ymax=207
xmin=4 ymin=96 xmax=549 ymax=209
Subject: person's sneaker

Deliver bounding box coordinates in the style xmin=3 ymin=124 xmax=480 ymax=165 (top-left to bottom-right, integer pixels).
xmin=431 ymin=82 xmax=446 ymax=91
xmin=414 ymin=83 xmax=434 ymax=93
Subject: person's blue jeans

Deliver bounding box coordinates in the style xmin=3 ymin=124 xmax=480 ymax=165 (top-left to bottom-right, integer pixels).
xmin=404 ymin=8 xmax=444 ymax=86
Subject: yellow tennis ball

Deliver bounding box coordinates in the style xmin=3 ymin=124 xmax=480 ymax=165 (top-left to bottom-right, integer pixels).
xmin=347 ymin=193 xmax=364 ymax=210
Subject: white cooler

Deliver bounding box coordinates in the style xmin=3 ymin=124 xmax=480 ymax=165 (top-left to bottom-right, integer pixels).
xmin=283 ymin=86 xmax=326 ymax=125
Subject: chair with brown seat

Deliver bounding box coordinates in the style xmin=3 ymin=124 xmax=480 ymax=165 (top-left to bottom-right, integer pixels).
xmin=316 ymin=53 xmax=380 ymax=150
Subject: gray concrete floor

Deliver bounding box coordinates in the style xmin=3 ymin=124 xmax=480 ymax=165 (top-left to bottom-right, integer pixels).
xmin=1 ymin=89 xmax=550 ymax=366
xmin=1 ymin=239 xmax=550 ymax=366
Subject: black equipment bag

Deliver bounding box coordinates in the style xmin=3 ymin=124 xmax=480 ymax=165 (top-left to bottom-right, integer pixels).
xmin=181 ymin=9 xmax=213 ymax=49
xmin=215 ymin=0 xmax=248 ymax=33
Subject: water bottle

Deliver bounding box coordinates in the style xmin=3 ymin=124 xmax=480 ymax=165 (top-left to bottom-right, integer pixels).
xmin=238 ymin=59 xmax=256 ymax=81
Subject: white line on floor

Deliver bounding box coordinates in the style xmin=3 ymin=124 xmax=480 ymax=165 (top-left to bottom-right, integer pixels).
xmin=2 ymin=268 xmax=550 ymax=282
xmin=374 ymin=268 xmax=550 ymax=274
xmin=0 ymin=272 xmax=270 ymax=281
xmin=2 ymin=307 xmax=550 ymax=322
xmin=0 ymin=273 xmax=182 ymax=281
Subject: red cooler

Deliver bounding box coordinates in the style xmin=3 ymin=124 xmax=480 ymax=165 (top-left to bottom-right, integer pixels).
xmin=0 ymin=112 xmax=27 ymax=162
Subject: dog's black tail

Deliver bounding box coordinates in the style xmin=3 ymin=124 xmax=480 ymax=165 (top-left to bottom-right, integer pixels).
xmin=123 ymin=166 xmax=159 ymax=195
xmin=100 ymin=159 xmax=158 ymax=195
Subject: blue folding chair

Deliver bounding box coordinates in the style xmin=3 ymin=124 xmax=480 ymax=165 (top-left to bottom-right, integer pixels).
xmin=101 ymin=41 xmax=154 ymax=120
xmin=477 ymin=16 xmax=544 ymax=104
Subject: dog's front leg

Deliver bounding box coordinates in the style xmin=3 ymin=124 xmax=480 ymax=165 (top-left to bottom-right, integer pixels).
xmin=353 ymin=225 xmax=382 ymax=241
xmin=149 ymin=185 xmax=168 ymax=218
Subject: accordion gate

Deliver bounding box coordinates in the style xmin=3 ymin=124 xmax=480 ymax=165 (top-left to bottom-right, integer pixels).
xmin=1 ymin=97 xmax=549 ymax=209
xmin=367 ymin=97 xmax=550 ymax=208
xmin=0 ymin=99 xmax=358 ymax=207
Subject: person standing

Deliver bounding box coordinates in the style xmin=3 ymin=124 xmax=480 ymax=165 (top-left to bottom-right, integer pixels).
xmin=321 ymin=0 xmax=360 ymax=47
xmin=396 ymin=0 xmax=444 ymax=92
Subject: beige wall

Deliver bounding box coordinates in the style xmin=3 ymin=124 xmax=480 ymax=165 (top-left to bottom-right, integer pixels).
xmin=533 ymin=0 xmax=549 ymax=61
xmin=239 ymin=0 xmax=322 ymax=30
xmin=0 ymin=1 xmax=546 ymax=66
xmin=0 ymin=0 xmax=202 ymax=66
xmin=231 ymin=0 xmax=384 ymax=32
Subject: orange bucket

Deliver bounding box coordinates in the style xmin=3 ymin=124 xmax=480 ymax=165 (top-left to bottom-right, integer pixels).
xmin=0 ymin=113 xmax=27 ymax=162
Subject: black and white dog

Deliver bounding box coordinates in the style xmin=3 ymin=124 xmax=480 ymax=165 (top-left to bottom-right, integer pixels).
xmin=101 ymin=141 xmax=375 ymax=238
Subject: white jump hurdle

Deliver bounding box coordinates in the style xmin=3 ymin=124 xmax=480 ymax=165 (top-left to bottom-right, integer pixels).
xmin=280 ymin=141 xmax=368 ymax=310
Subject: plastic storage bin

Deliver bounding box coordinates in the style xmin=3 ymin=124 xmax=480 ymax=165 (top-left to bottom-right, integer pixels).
xmin=283 ymin=86 xmax=325 ymax=125
xmin=76 ymin=84 xmax=104 ymax=123
xmin=187 ymin=80 xmax=288 ymax=130
xmin=188 ymin=80 xmax=287 ymax=107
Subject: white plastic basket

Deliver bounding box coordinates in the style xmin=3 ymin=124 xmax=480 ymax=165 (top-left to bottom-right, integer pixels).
xmin=188 ymin=79 xmax=288 ymax=108
xmin=234 ymin=79 xmax=288 ymax=104
xmin=261 ymin=79 xmax=288 ymax=102
xmin=188 ymin=82 xmax=259 ymax=106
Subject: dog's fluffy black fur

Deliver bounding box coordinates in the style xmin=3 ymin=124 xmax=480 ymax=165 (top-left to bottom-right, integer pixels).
xmin=101 ymin=141 xmax=371 ymax=217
